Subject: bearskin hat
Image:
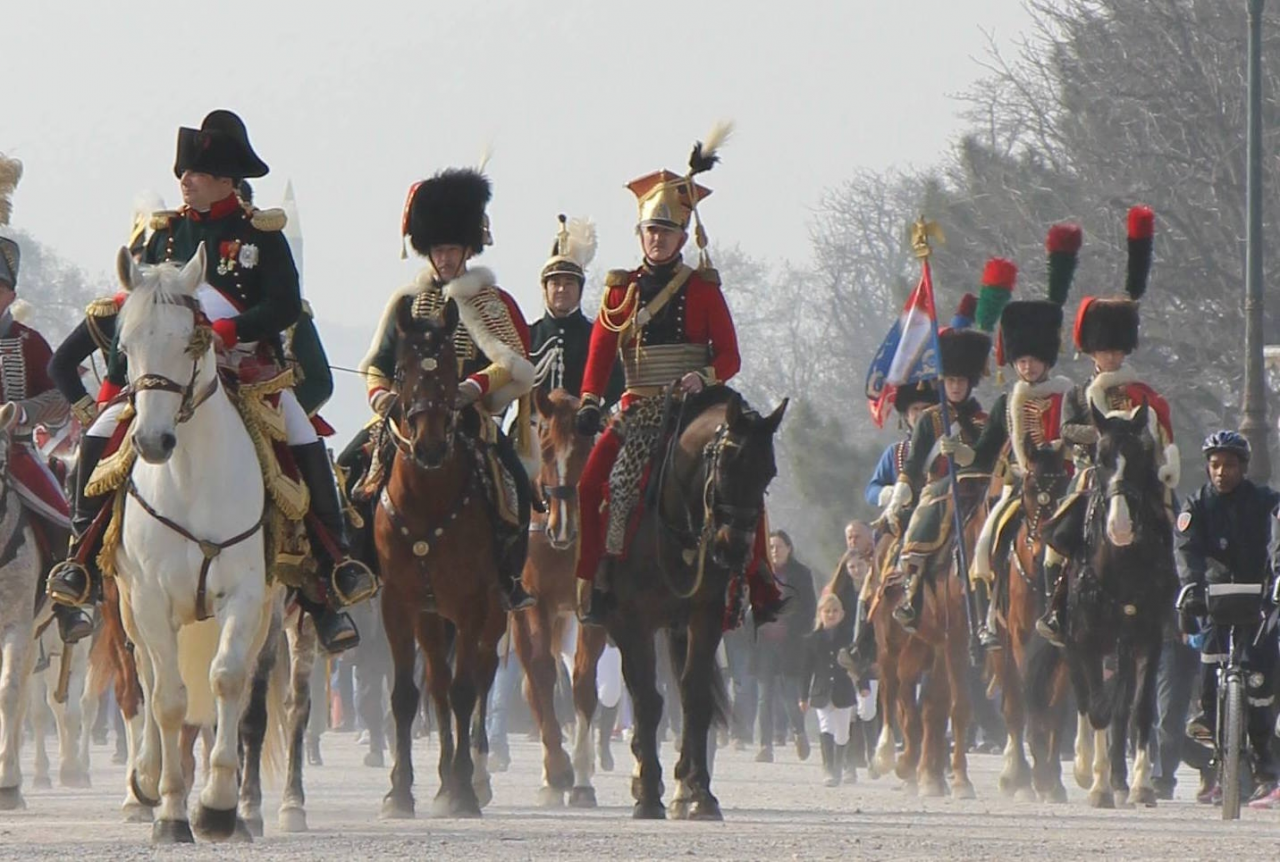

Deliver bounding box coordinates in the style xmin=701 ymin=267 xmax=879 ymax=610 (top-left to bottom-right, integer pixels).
xmin=999 ymin=300 xmax=1063 ymax=367
xmin=893 ymin=380 xmax=936 ymax=415
xmin=406 ymin=169 xmax=492 ymax=257
xmin=939 ymin=328 xmax=992 ymax=384
xmin=1073 ymin=297 xmax=1139 ymax=355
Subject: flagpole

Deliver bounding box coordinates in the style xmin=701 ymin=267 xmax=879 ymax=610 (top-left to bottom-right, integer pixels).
xmin=911 ymin=218 xmax=983 ymax=666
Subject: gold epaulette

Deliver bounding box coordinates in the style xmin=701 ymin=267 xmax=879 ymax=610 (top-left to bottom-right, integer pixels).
xmin=248 ymin=207 xmax=287 ymax=232
xmin=300 ymin=299 xmax=313 ymax=317
xmin=696 ymin=267 xmax=721 ymax=285
xmin=85 ymin=296 xmax=119 ymax=318
xmin=604 ymin=269 xmax=634 ymax=288
xmin=149 ymin=210 xmax=179 ymax=231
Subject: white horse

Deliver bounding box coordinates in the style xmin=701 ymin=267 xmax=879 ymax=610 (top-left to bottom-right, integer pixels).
xmin=0 ymin=404 xmax=49 ymax=811
xmin=112 ymin=244 xmax=274 ymax=844
xmin=29 ymin=621 xmax=92 ymax=790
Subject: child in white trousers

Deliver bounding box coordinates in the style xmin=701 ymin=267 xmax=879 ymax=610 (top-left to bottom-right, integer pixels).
xmin=799 ymin=593 xmax=859 ymax=786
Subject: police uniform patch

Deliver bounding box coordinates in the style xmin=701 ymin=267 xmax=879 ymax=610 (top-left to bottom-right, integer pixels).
xmin=1177 ymin=512 xmax=1192 ymax=532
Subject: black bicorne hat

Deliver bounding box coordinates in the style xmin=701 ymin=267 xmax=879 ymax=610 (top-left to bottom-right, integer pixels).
xmin=174 ymin=110 xmax=269 ymax=180
xmin=893 ymin=380 xmax=936 ymax=414
xmin=406 ymin=169 xmax=492 ymax=256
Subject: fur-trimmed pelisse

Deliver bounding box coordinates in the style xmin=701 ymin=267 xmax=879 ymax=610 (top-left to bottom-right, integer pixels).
xmin=893 ymin=380 xmax=936 ymax=414
xmin=408 ymin=169 xmax=492 ymax=256
xmin=1074 ymin=297 xmax=1139 ymax=355
xmin=939 ymin=328 xmax=991 ymax=383
xmin=999 ymin=300 xmax=1062 ymax=366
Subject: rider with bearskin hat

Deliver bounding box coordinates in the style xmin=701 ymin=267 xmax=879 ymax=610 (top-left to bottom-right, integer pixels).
xmin=886 ymin=302 xmax=991 ymax=632
xmin=1037 ymin=207 xmax=1177 ymax=646
xmin=47 ymin=110 xmax=377 ymax=654
xmin=574 ymin=125 xmax=782 ymax=626
xmin=968 ymin=228 xmax=1082 ymax=649
xmin=357 ymin=167 xmax=537 ymax=613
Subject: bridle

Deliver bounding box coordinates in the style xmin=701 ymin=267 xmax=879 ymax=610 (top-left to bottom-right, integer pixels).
xmin=387 ymin=340 xmax=458 ymax=471
xmin=1023 ymin=462 xmax=1069 ymax=546
xmin=119 ymin=293 xmax=218 ymax=424
xmin=701 ymin=424 xmax=765 ymax=560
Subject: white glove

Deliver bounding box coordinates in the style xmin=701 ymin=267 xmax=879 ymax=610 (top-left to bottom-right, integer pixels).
xmin=856 ymin=680 xmax=878 ymax=722
xmin=1158 ymin=443 xmax=1180 ymax=488
xmin=877 ymin=484 xmax=895 ymax=508
xmin=454 ymin=380 xmax=482 ymax=409
xmin=939 ymin=435 xmax=975 ymax=467
xmin=371 ymin=389 xmax=396 ymax=417
xmin=889 ymin=480 xmax=912 ymax=511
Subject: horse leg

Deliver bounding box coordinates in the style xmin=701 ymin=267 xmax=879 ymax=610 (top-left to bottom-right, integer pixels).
xmin=118 ymin=586 xmax=163 ymax=820
xmin=1123 ymin=648 xmax=1159 ymax=808
xmin=279 ymin=608 xmax=317 ymax=833
xmin=997 ymin=652 xmax=1032 ymax=800
xmin=416 ymin=616 xmax=455 ymax=816
xmin=569 ymin=623 xmax=607 ymax=807
xmin=130 ymin=609 xmax=194 ymax=844
xmin=514 ymin=605 xmax=570 ymax=807
xmin=78 ymin=651 xmax=97 ymax=778
xmin=380 ymin=593 xmax=419 ymax=819
xmin=193 ymin=590 xmax=269 ymax=843
xmin=917 ymin=652 xmax=949 ymax=798
xmin=1066 ymin=652 xmax=1094 ymax=790
xmin=469 ymin=605 xmax=505 ymax=811
xmin=1106 ymin=649 xmax=1138 ymax=807
xmin=945 ymin=622 xmax=975 ymax=800
xmin=444 ymin=615 xmax=481 ymax=818
xmin=678 ymin=606 xmax=725 ymax=821
xmin=52 ymin=647 xmax=89 ymax=788
xmin=614 ymin=623 xmax=664 ymax=819
xmin=236 ymin=622 xmax=276 ymax=838
xmin=895 ymin=659 xmax=923 ymax=790
xmin=30 ymin=666 xmax=52 ymax=791
xmin=872 ymin=654 xmax=899 ymax=779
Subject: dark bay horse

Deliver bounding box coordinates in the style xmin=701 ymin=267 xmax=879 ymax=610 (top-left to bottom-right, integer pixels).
xmin=992 ymin=438 xmax=1071 ymax=802
xmin=601 ymin=390 xmax=786 ymax=820
xmin=512 ymin=387 xmax=610 ymax=808
xmin=1065 ymin=403 xmax=1176 ymax=808
xmin=375 ymin=299 xmax=506 ymax=819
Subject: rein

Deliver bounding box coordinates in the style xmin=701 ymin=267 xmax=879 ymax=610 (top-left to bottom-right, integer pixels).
xmin=125 ymin=478 xmax=266 ymax=622
xmin=119 ymin=293 xmax=218 ymax=424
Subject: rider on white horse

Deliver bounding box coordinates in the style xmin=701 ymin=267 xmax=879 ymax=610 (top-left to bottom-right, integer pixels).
xmin=46 ymin=110 xmax=376 ymax=654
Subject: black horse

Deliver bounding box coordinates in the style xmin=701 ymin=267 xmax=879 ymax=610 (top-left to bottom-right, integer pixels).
xmin=1064 ymin=402 xmax=1176 ymax=808
xmin=601 ymin=390 xmax=786 ymax=820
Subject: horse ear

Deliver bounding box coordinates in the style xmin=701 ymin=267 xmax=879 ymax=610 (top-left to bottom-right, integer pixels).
xmin=443 ymin=299 xmax=460 ymax=335
xmin=116 ymin=246 xmax=142 ymax=292
xmin=533 ymin=386 xmax=554 ymax=419
xmin=762 ymin=397 xmax=789 ymax=435
xmin=179 ymin=242 xmax=207 ymax=291
xmin=725 ymin=392 xmax=745 ymax=432
xmin=395 ymin=296 xmax=415 ymax=335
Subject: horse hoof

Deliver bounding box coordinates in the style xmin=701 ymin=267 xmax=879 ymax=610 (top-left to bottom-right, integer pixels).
xmin=951 ymin=781 xmax=976 ymax=801
xmin=192 ymin=804 xmax=241 ymax=842
xmin=242 ymin=814 xmax=265 ymax=838
xmin=920 ymin=778 xmax=946 ymax=798
xmin=1129 ymin=786 xmax=1157 ymax=808
xmin=151 ymin=819 xmax=195 ymax=845
xmin=689 ymin=797 xmax=723 ymax=821
xmin=537 ymin=786 xmax=565 ymax=808
xmin=1072 ymin=765 xmax=1091 ymax=790
xmin=1015 ymin=787 xmax=1038 ymax=803
xmin=278 ymin=806 xmax=308 ymax=833
xmin=364 ymin=750 xmax=385 ymax=768
xmin=0 ymin=786 xmax=25 ymax=810
xmin=668 ymin=798 xmax=689 ymax=820
xmin=129 ymin=770 xmax=160 ymax=808
xmin=474 ymin=779 xmax=494 ymax=810
xmin=122 ymin=802 xmax=153 ymax=823
xmin=59 ymin=771 xmax=91 ymax=789
xmin=1087 ymin=790 xmax=1115 ymax=809
xmin=568 ymin=786 xmax=597 ymax=809
xmin=1040 ymin=785 xmax=1068 ymax=805
xmin=33 ymin=775 xmax=52 ymax=791
xmin=598 ymin=746 xmax=615 ymax=773
xmin=633 ymin=800 xmax=666 ymax=820
xmin=380 ymin=796 xmax=415 ymax=820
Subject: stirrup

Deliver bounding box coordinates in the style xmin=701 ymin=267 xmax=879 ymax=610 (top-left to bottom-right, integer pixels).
xmin=500 ymin=582 xmax=536 ymax=613
xmin=330 ymin=558 xmax=379 ymax=608
xmin=47 ymin=560 xmax=94 ymax=607
xmin=892 ymin=601 xmax=918 ymax=632
xmin=977 ymin=624 xmax=1001 ymax=650
xmin=1035 ymin=614 xmax=1065 ymax=648
xmin=54 ymin=605 xmax=94 ymax=645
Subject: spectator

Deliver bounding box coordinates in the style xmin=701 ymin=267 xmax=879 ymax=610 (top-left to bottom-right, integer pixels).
xmin=753 ymin=530 xmax=817 ymax=763
xmin=799 ymin=593 xmax=858 ymax=786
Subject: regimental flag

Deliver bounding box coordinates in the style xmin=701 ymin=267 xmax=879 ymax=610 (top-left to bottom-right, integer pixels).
xmin=865 ymin=260 xmax=940 ymax=427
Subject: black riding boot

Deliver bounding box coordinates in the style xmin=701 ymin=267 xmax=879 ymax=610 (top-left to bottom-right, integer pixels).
xmin=579 ymin=559 xmax=614 ymax=627
xmin=1035 ymin=560 xmax=1069 ymax=648
xmin=976 ymin=581 xmax=1000 ymax=650
xmin=892 ymin=556 xmax=926 ymax=632
xmin=47 ymin=435 xmax=109 ymax=619
xmin=819 ymin=732 xmax=838 ymax=786
xmin=294 ymin=441 xmax=379 ymax=609
xmin=833 ymin=741 xmax=849 ymax=785
xmin=493 ymin=436 xmax=536 ymax=612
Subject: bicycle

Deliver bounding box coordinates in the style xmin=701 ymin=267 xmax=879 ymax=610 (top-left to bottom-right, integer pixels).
xmin=1178 ymin=576 xmax=1273 ymax=820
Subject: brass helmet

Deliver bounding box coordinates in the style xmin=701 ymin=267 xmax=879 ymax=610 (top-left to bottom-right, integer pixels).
xmin=540 ymin=214 xmax=597 ymax=285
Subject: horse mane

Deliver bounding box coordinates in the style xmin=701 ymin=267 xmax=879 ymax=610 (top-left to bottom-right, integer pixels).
xmin=116 ymin=261 xmax=190 ymax=344
xmin=676 ymin=385 xmax=741 ymax=437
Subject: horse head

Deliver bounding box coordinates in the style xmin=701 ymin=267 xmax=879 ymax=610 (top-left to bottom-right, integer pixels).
xmin=533 ymin=387 xmax=588 ymax=550
xmin=1091 ymin=400 xmax=1160 ymax=548
xmin=1021 ymin=433 xmax=1069 ymax=541
xmin=392 ymin=298 xmax=460 ymax=470
xmin=706 ymin=394 xmax=788 ymax=570
xmin=115 ymin=243 xmax=214 ymax=464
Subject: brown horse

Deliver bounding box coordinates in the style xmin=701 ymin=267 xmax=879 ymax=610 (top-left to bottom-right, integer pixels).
xmin=375 ymin=299 xmax=507 ymax=819
xmin=867 ymin=477 xmax=988 ymax=798
xmin=991 ymin=438 xmax=1071 ymax=802
xmin=512 ymin=388 xmax=610 ymax=808
xmin=600 ymin=389 xmax=786 ymax=821
xmin=852 ymin=528 xmax=909 ymax=781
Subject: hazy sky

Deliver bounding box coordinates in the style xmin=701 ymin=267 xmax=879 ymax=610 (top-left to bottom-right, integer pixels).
xmin=4 ymin=0 xmax=1031 ymax=432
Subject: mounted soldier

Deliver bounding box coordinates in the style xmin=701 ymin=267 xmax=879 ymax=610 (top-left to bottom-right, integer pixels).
xmin=46 ymin=110 xmax=377 ymax=653
xmin=355 ymin=167 xmax=536 ymax=612
xmin=864 ymin=381 xmax=936 ymax=510
xmin=886 ymin=304 xmax=992 ymax=632
xmin=529 ymin=215 xmax=623 ymax=404
xmin=574 ymin=126 xmax=782 ymax=626
xmin=1038 ymin=207 xmax=1177 ymax=645
xmin=0 ymin=154 xmax=81 ymax=643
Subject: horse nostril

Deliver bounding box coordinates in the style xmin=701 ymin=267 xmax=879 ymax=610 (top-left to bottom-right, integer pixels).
xmin=160 ymin=433 xmax=177 ymax=453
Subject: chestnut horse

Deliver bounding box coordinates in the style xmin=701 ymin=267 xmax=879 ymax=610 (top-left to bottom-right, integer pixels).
xmin=600 ymin=389 xmax=787 ymax=821
xmin=990 ymin=438 xmax=1072 ymax=802
xmin=852 ymin=528 xmax=909 ymax=782
xmin=512 ymin=388 xmax=609 ymax=808
xmin=375 ymin=300 xmax=506 ymax=819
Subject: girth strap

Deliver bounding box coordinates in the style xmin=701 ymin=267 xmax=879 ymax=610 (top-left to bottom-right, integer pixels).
xmin=126 ymin=478 xmax=267 ymax=622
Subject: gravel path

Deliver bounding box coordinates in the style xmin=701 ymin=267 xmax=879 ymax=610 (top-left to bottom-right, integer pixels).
xmin=2 ymin=727 xmax=1279 ymax=860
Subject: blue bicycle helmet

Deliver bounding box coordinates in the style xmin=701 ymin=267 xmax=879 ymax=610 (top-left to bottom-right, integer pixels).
xmin=1202 ymin=430 xmax=1251 ymax=461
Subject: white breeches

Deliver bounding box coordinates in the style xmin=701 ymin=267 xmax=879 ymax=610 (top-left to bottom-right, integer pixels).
xmin=596 ymin=644 xmax=623 ymax=709
xmin=816 ymin=706 xmax=854 ymax=745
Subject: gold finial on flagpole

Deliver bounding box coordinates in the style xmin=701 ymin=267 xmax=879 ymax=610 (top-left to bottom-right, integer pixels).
xmin=911 ymin=216 xmax=945 ymax=260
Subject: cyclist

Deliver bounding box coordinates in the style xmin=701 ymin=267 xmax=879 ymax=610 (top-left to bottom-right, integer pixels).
xmin=1176 ymin=430 xmax=1280 ymax=805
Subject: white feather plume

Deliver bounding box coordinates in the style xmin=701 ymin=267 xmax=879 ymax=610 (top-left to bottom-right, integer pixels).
xmin=701 ymin=121 xmax=734 ymax=161
xmin=0 ymin=154 xmax=23 ymax=227
xmin=9 ymin=299 xmax=33 ymax=324
xmin=563 ymin=217 xmax=597 ymax=270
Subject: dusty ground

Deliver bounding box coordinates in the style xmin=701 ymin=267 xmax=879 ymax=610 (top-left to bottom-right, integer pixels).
xmin=2 ymin=727 xmax=1279 ymax=861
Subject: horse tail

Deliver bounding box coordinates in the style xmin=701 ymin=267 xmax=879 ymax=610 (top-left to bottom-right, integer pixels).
xmin=177 ymin=618 xmax=220 ymax=727
xmin=259 ymin=629 xmax=289 ymax=787
xmin=1088 ymin=670 xmax=1120 ymax=729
